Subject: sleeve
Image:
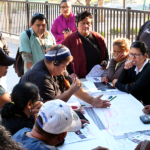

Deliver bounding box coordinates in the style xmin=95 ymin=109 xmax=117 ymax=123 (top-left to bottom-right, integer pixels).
xmin=115 ymin=67 xmax=150 ymax=94
xmin=51 ymin=19 xmax=64 ymax=43
xmin=35 ymin=77 xmax=56 ymax=101
xmin=107 ymin=59 xmax=124 ymax=82
xmin=0 ymin=86 xmax=6 ymax=97
xmin=136 ymin=21 xmax=149 ymax=40
xmin=19 ymin=31 xmax=32 ymax=54
xmin=22 ymin=51 xmax=33 ymax=64
xmin=104 ymin=47 xmax=109 ymax=61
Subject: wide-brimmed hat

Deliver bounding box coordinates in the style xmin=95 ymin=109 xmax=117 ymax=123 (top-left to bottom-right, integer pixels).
xmin=37 ymin=99 xmax=81 ymax=134
xmin=0 ymin=48 xmax=15 ymax=66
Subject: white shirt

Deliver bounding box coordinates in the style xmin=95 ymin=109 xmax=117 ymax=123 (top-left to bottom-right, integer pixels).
xmin=134 ymin=59 xmax=148 ymax=75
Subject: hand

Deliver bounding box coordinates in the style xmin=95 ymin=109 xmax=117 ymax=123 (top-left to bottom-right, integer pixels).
xmin=101 ymin=77 xmax=108 ymax=84
xmin=81 ymin=119 xmax=90 ymax=128
xmin=143 ymin=105 xmax=150 ymax=114
xmin=124 ymin=60 xmax=135 ymax=70
xmin=100 ymin=60 xmax=107 ymax=70
xmin=112 ymin=79 xmax=118 ymax=87
xmin=91 ymin=94 xmax=111 ymax=108
xmin=69 ymin=77 xmax=82 ymax=94
xmin=70 ymin=73 xmax=79 ymax=80
xmin=92 ymin=146 xmax=109 ymax=150
xmin=32 ymin=102 xmax=43 ymax=115
xmin=114 ymin=53 xmax=126 ymax=62
xmin=64 ymin=29 xmax=72 ymax=39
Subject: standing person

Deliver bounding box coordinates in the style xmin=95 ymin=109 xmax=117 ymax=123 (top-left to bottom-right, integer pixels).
xmin=1 ymin=82 xmax=43 ymax=135
xmin=20 ymin=13 xmax=56 ymax=73
xmin=112 ymin=41 xmax=150 ymax=105
xmin=51 ymin=0 xmax=77 ymax=44
xmin=0 ymin=48 xmax=15 ymax=109
xmin=0 ymin=32 xmax=10 ymax=56
xmin=20 ymin=44 xmax=111 ymax=108
xmin=101 ymin=38 xmax=130 ymax=83
xmin=136 ymin=20 xmax=150 ymax=57
xmin=62 ymin=11 xmax=109 ymax=78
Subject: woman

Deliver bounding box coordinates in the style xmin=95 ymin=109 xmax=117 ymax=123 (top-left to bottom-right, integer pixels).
xmin=51 ymin=0 xmax=77 ymax=44
xmin=62 ymin=11 xmax=109 ymax=78
xmin=101 ymin=38 xmax=130 ymax=84
xmin=20 ymin=45 xmax=111 ymax=108
xmin=0 ymin=48 xmax=15 ymax=109
xmin=112 ymin=41 xmax=150 ymax=105
xmin=1 ymin=82 xmax=43 ymax=135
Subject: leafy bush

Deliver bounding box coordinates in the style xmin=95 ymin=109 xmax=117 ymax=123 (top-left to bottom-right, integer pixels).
xmin=130 ymin=28 xmax=139 ymax=34
xmin=110 ymin=28 xmax=121 ymax=34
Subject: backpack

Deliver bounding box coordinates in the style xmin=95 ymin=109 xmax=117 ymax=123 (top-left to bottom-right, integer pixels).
xmin=14 ymin=30 xmax=31 ymax=77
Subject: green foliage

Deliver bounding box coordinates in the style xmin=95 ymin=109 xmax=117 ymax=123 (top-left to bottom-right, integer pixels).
xmin=130 ymin=28 xmax=139 ymax=34
xmin=110 ymin=28 xmax=121 ymax=34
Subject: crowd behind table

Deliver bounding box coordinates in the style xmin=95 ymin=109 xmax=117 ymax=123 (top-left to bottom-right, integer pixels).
xmin=0 ymin=0 xmax=150 ymax=149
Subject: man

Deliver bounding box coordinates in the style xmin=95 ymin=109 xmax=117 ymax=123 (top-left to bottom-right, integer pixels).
xmin=12 ymin=100 xmax=82 ymax=150
xmin=19 ymin=13 xmax=56 ymax=72
xmin=0 ymin=32 xmax=10 ymax=56
xmin=0 ymin=48 xmax=15 ymax=109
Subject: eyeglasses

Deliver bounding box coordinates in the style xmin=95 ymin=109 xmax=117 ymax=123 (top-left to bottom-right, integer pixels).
xmin=36 ymin=98 xmax=43 ymax=102
xmin=33 ymin=13 xmax=45 ymax=18
xmin=79 ymin=22 xmax=92 ymax=27
xmin=60 ymin=6 xmax=70 ymax=9
xmin=129 ymin=53 xmax=143 ymax=58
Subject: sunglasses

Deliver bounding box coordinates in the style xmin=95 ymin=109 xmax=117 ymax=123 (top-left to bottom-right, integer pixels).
xmin=33 ymin=13 xmax=45 ymax=18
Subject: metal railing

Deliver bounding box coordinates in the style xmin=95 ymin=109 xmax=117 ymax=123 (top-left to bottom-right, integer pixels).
xmin=0 ymin=0 xmax=150 ymax=57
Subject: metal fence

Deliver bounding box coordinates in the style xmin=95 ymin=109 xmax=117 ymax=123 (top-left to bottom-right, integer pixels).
xmin=1 ymin=0 xmax=150 ymax=56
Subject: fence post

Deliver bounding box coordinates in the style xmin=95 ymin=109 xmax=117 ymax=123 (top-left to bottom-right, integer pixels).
xmin=26 ymin=0 xmax=29 ymax=29
xmin=94 ymin=7 xmax=97 ymax=32
xmin=7 ymin=0 xmax=12 ymax=36
xmin=45 ymin=1 xmax=49 ymax=31
xmin=126 ymin=7 xmax=131 ymax=39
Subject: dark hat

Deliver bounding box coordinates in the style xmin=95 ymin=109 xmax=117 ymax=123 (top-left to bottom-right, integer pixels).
xmin=0 ymin=48 xmax=15 ymax=66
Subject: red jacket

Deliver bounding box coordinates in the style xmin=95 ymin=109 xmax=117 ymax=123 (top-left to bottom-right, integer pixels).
xmin=62 ymin=31 xmax=106 ymax=78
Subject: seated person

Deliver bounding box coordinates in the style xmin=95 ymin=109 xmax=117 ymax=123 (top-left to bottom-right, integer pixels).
xmin=1 ymin=82 xmax=43 ymax=135
xmin=62 ymin=11 xmax=109 ymax=78
xmin=101 ymin=38 xmax=130 ymax=84
xmin=12 ymin=100 xmax=109 ymax=150
xmin=0 ymin=125 xmax=24 ymax=150
xmin=0 ymin=48 xmax=15 ymax=109
xmin=20 ymin=44 xmax=111 ymax=108
xmin=112 ymin=41 xmax=150 ymax=105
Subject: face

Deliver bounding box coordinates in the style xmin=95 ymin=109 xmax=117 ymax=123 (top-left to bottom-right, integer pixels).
xmin=78 ymin=17 xmax=92 ymax=37
xmin=30 ymin=19 xmax=46 ymax=37
xmin=0 ymin=66 xmax=8 ymax=78
xmin=113 ymin=45 xmax=129 ymax=57
xmin=129 ymin=47 xmax=147 ymax=66
xmin=60 ymin=2 xmax=71 ymax=18
xmin=53 ymin=61 xmax=69 ymax=75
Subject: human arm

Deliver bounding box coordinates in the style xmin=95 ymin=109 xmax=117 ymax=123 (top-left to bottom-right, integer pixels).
xmin=0 ymin=93 xmax=11 ymax=109
xmin=143 ymin=105 xmax=150 ymax=114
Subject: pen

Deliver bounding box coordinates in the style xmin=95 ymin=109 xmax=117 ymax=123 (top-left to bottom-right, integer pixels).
xmin=72 ymin=63 xmax=76 ymax=81
xmin=108 ymin=96 xmax=112 ymax=99
xmin=82 ymin=123 xmax=88 ymax=129
xmin=110 ymin=96 xmax=117 ymax=101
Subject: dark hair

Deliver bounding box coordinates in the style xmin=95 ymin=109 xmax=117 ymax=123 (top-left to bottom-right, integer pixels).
xmin=34 ymin=115 xmax=58 ymax=138
xmin=60 ymin=0 xmax=71 ymax=5
xmin=130 ymin=41 xmax=148 ymax=56
xmin=30 ymin=14 xmax=48 ymax=25
xmin=1 ymin=82 xmax=39 ymax=118
xmin=75 ymin=11 xmax=93 ymax=27
xmin=0 ymin=125 xmax=24 ymax=150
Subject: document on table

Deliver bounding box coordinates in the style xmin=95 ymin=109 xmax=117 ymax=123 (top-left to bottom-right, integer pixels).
xmin=64 ymin=125 xmax=98 ymax=144
xmin=93 ymin=94 xmax=150 ymax=135
xmin=86 ymin=64 xmax=104 ymax=77
xmin=86 ymin=77 xmax=102 ymax=82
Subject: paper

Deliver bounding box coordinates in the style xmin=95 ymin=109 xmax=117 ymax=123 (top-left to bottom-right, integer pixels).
xmin=86 ymin=65 xmax=104 ymax=77
xmin=86 ymin=77 xmax=102 ymax=82
xmin=93 ymin=94 xmax=150 ymax=135
xmin=64 ymin=125 xmax=98 ymax=144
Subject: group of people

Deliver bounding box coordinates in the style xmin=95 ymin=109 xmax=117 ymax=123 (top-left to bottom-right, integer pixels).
xmin=0 ymin=0 xmax=150 ymax=149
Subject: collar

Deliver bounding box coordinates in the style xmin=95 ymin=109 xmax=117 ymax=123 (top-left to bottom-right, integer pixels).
xmin=134 ymin=59 xmax=148 ymax=75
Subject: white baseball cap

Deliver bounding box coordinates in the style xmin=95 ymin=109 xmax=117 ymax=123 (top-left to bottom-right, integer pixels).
xmin=37 ymin=99 xmax=81 ymax=134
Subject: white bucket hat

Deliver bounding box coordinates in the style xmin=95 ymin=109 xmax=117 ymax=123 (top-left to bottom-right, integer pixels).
xmin=37 ymin=99 xmax=81 ymax=134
